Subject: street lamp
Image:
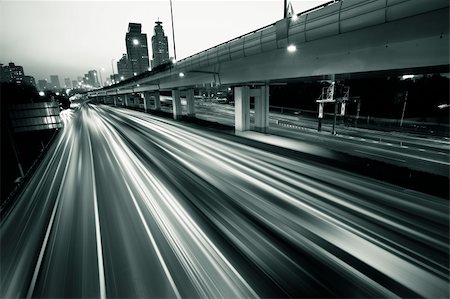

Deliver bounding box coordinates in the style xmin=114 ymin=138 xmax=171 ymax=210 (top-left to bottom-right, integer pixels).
xmin=170 ymin=0 xmax=177 ymax=60
xmin=111 ymin=59 xmax=116 ymax=84
xmin=287 ymin=44 xmax=297 ymax=52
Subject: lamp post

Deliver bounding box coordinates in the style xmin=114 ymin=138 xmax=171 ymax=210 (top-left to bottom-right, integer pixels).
xmin=111 ymin=59 xmax=115 ymax=84
xmin=170 ymin=0 xmax=177 ymax=60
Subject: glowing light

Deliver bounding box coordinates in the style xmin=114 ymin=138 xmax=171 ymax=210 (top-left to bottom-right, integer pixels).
xmin=132 ymin=39 xmax=139 ymax=45
xmin=402 ymin=74 xmax=414 ymax=80
xmin=287 ymin=44 xmax=297 ymax=52
xmin=39 ymin=91 xmax=45 ymax=96
xmin=179 ymin=72 xmax=185 ymax=77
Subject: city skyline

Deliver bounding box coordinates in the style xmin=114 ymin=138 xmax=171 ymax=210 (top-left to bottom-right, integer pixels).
xmin=0 ymin=0 xmax=328 ymax=82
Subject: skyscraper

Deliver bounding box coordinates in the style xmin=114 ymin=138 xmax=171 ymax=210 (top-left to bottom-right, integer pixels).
xmin=125 ymin=23 xmax=150 ymax=76
xmin=85 ymin=70 xmax=99 ymax=88
xmin=24 ymin=76 xmax=36 ymax=87
xmin=64 ymin=78 xmax=72 ymax=88
xmin=151 ymin=21 xmax=170 ymax=68
xmin=117 ymin=54 xmax=132 ymax=80
xmin=72 ymin=80 xmax=79 ymax=89
xmin=38 ymin=79 xmax=48 ymax=91
xmin=49 ymin=75 xmax=61 ymax=90
xmin=7 ymin=62 xmax=25 ymax=84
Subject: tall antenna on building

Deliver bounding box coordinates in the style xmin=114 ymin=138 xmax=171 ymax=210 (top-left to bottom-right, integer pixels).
xmin=169 ymin=0 xmax=177 ymax=60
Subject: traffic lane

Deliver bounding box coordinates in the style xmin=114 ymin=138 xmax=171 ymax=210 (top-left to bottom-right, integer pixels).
xmin=99 ymin=110 xmax=326 ymax=297
xmin=100 ymin=105 xmax=449 ymax=298
xmin=271 ymin=113 xmax=450 ymax=153
xmin=0 ymin=125 xmax=73 ymax=298
xmin=92 ymin=105 xmax=259 ymax=298
xmin=31 ymin=109 xmax=101 ymax=298
xmin=84 ymin=106 xmax=183 ymax=298
xmin=269 ymin=126 xmax=450 ymax=177
xmin=195 ymin=102 xmax=449 ymax=153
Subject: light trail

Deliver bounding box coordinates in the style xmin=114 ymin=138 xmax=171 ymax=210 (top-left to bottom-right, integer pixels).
xmin=1 ymin=103 xmax=448 ymax=298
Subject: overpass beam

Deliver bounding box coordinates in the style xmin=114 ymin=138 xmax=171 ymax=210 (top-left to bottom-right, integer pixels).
xmin=186 ymin=89 xmax=195 ymax=117
xmin=234 ymin=86 xmax=250 ymax=132
xmin=172 ymin=90 xmax=182 ymax=120
xmin=254 ymin=85 xmax=269 ymax=133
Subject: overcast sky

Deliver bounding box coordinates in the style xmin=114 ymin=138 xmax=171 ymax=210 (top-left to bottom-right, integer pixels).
xmin=0 ymin=0 xmax=328 ymax=83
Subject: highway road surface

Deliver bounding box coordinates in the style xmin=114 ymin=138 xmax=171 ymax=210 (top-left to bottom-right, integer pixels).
xmin=1 ymin=104 xmax=448 ymax=298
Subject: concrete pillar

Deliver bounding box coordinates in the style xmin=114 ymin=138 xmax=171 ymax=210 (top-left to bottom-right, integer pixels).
xmin=124 ymin=94 xmax=128 ymax=107
xmin=186 ymin=89 xmax=195 ymax=117
xmin=254 ymin=85 xmax=269 ymax=133
xmin=113 ymin=95 xmax=117 ymax=106
xmin=234 ymin=86 xmax=250 ymax=131
xmin=172 ymin=90 xmax=182 ymax=120
xmin=153 ymin=91 xmax=161 ymax=110
xmin=143 ymin=91 xmax=151 ymax=113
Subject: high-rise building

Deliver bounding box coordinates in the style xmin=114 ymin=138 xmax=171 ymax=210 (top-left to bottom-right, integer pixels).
xmin=0 ymin=63 xmax=11 ymax=82
xmin=151 ymin=21 xmax=170 ymax=68
xmin=64 ymin=78 xmax=72 ymax=88
xmin=125 ymin=23 xmax=150 ymax=76
xmin=8 ymin=62 xmax=25 ymax=85
xmin=72 ymin=80 xmax=79 ymax=89
xmin=24 ymin=76 xmax=36 ymax=87
xmin=84 ymin=70 xmax=99 ymax=88
xmin=117 ymin=54 xmax=132 ymax=80
xmin=49 ymin=75 xmax=61 ymax=90
xmin=38 ymin=79 xmax=48 ymax=91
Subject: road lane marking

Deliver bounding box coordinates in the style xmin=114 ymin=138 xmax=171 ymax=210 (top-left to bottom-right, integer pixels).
xmin=87 ymin=127 xmax=107 ymax=299
xmin=354 ymin=150 xmax=406 ymax=163
xmin=123 ymin=180 xmax=181 ymax=299
xmin=27 ymin=134 xmax=74 ymax=298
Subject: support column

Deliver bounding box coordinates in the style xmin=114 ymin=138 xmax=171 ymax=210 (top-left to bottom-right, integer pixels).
xmin=124 ymin=94 xmax=128 ymax=107
xmin=254 ymin=85 xmax=269 ymax=133
xmin=113 ymin=95 xmax=117 ymax=106
xmin=143 ymin=91 xmax=151 ymax=113
xmin=186 ymin=89 xmax=195 ymax=117
xmin=234 ymin=86 xmax=250 ymax=132
xmin=153 ymin=91 xmax=161 ymax=110
xmin=172 ymin=90 xmax=182 ymax=120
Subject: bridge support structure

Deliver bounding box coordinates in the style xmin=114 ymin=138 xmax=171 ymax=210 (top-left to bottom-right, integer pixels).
xmin=153 ymin=91 xmax=161 ymax=110
xmin=254 ymin=85 xmax=269 ymax=133
xmin=123 ymin=94 xmax=129 ymax=107
xmin=234 ymin=85 xmax=269 ymax=132
xmin=234 ymin=86 xmax=250 ymax=131
xmin=172 ymin=90 xmax=182 ymax=120
xmin=186 ymin=89 xmax=195 ymax=117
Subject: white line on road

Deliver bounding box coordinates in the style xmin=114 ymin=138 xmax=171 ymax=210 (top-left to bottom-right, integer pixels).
xmin=123 ymin=180 xmax=182 ymax=299
xmin=87 ymin=127 xmax=107 ymax=299
xmin=354 ymin=150 xmax=406 ymax=163
xmin=27 ymin=134 xmax=74 ymax=298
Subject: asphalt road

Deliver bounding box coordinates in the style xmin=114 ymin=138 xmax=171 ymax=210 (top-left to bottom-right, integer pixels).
xmin=1 ymin=104 xmax=448 ymax=298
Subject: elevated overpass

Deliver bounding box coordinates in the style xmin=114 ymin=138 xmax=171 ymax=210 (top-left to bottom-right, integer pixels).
xmin=88 ymin=0 xmax=449 ymax=132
